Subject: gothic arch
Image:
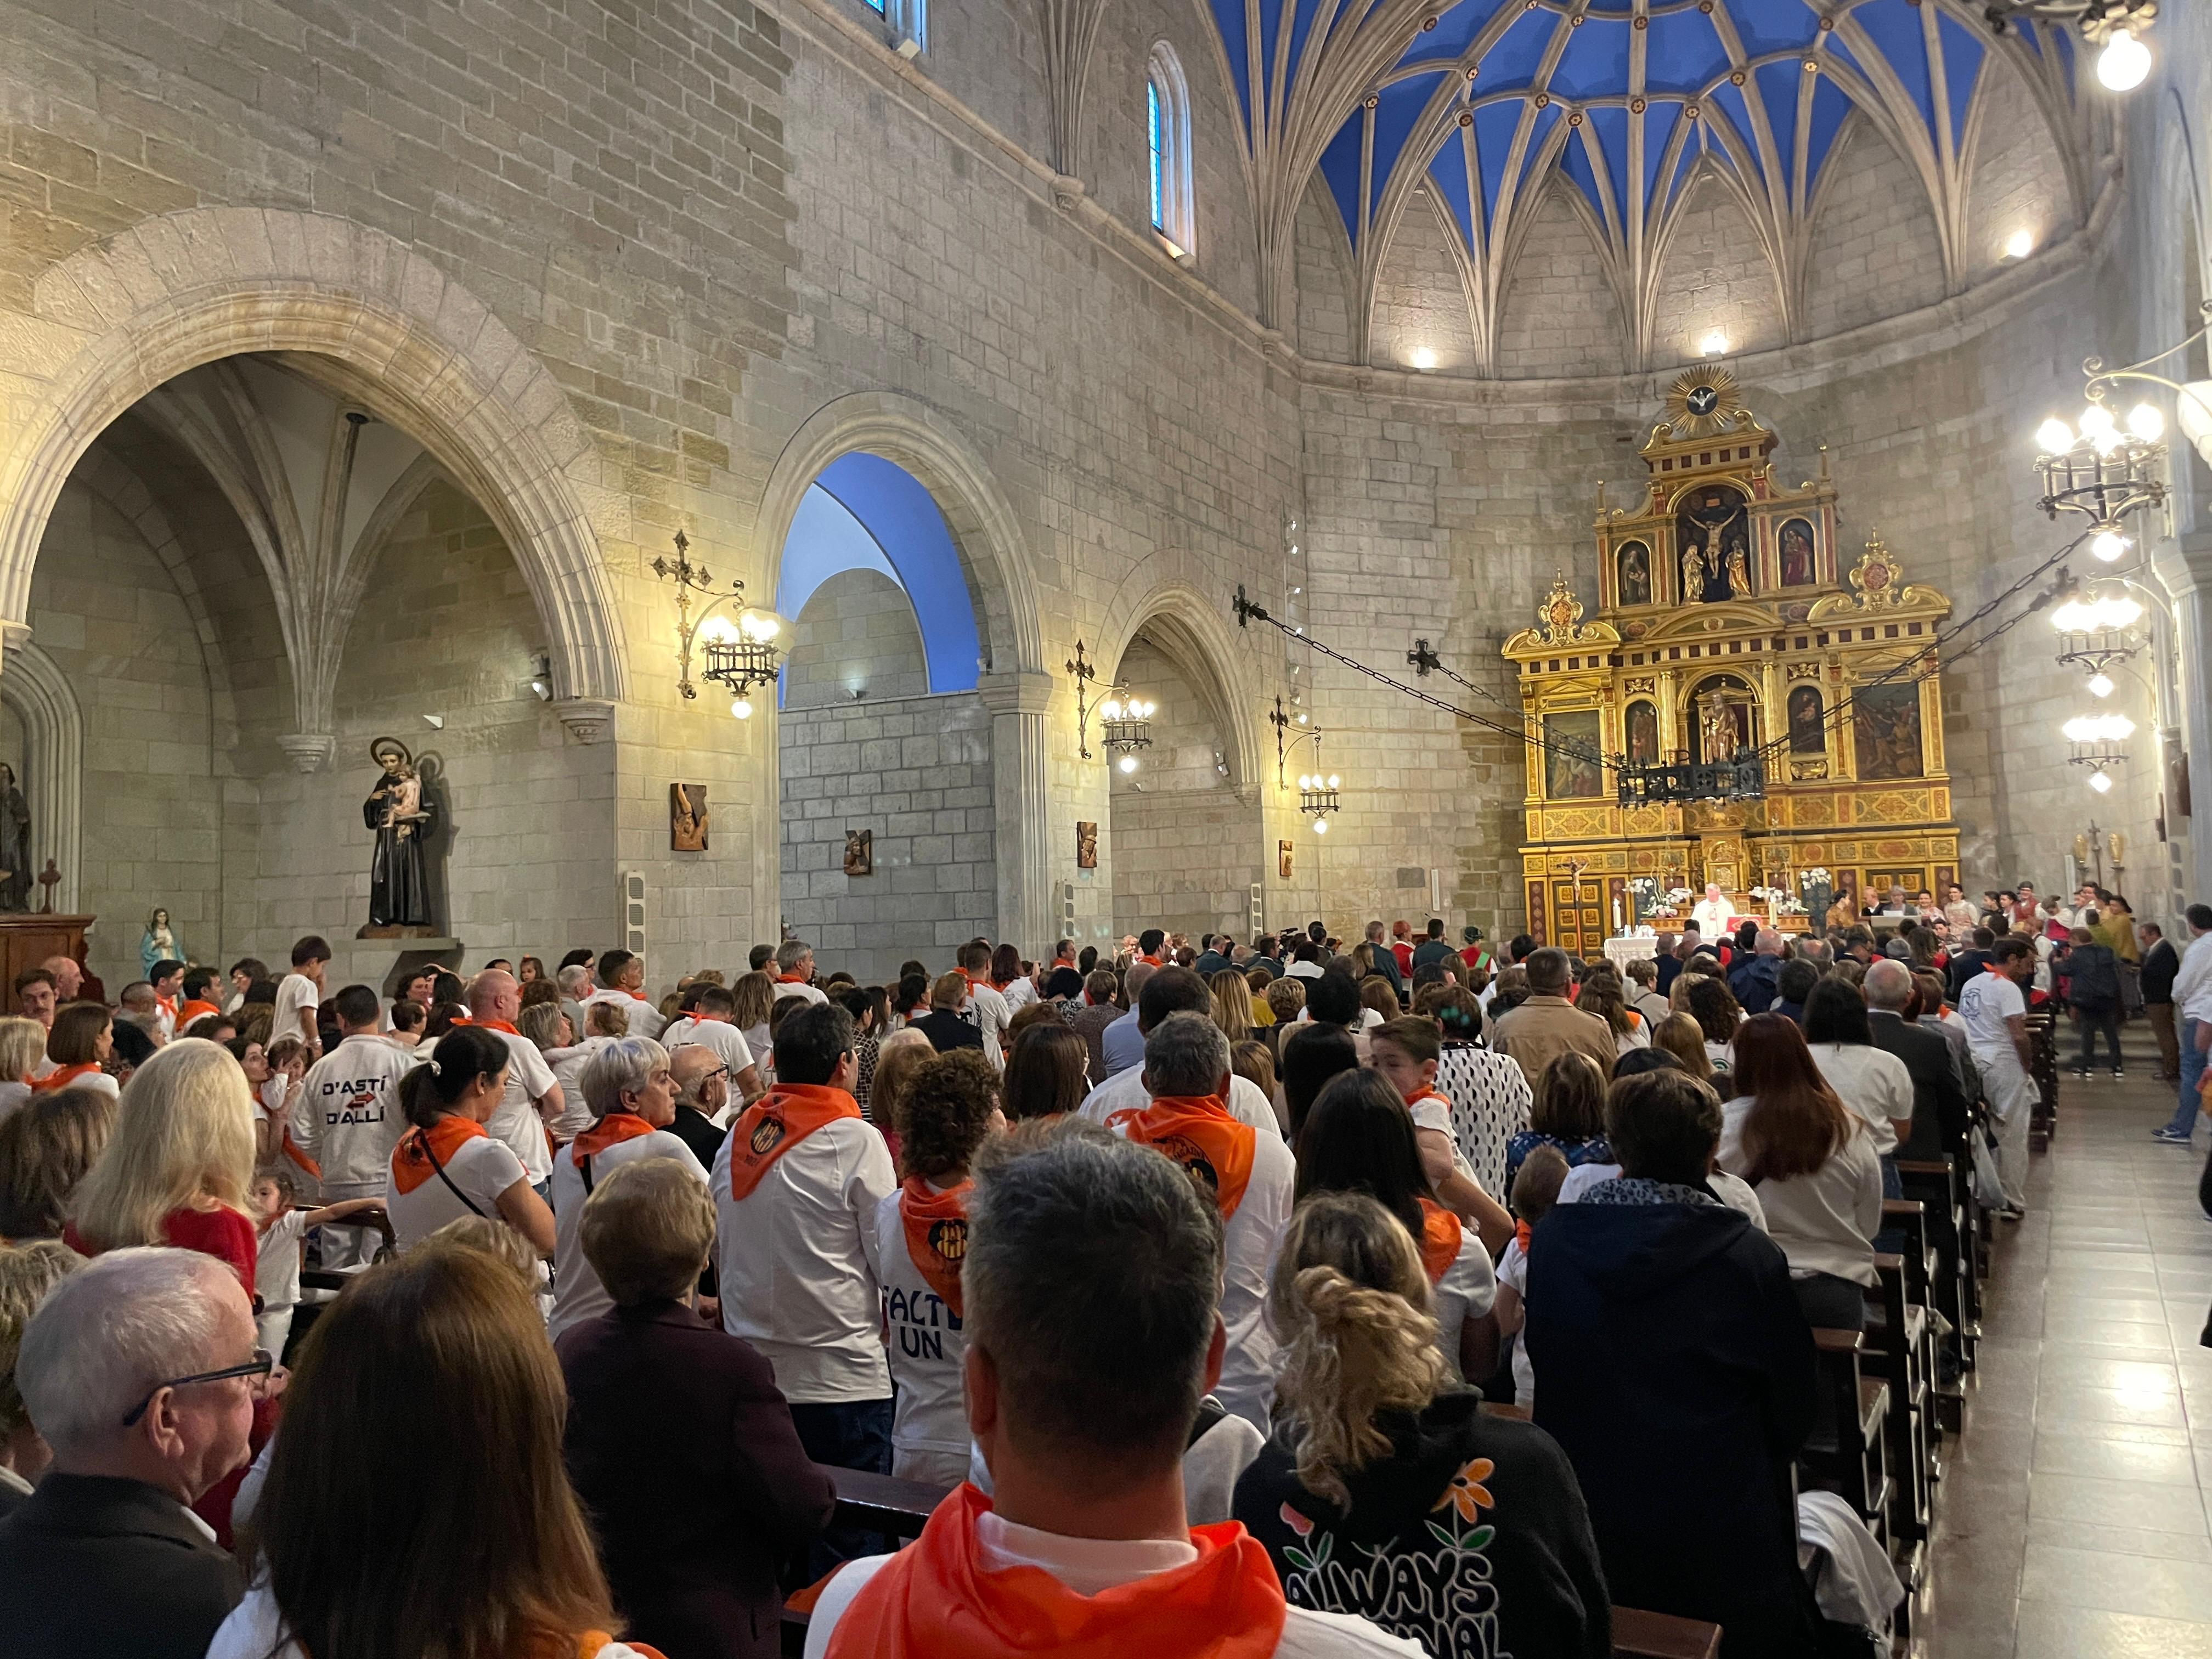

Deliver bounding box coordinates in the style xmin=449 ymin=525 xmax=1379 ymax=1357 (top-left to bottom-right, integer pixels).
xmin=1095 ymin=577 xmax=1263 ymax=797
xmin=0 ymin=642 xmax=83 ymax=913
xmin=753 ymin=392 xmax=1045 ymax=678
xmin=0 ymin=209 xmax=628 ymax=709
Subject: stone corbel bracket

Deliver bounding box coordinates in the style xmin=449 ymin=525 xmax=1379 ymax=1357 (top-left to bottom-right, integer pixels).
xmin=276 ymin=732 xmax=336 ymax=774
xmin=555 ymin=697 xmax=617 ymax=744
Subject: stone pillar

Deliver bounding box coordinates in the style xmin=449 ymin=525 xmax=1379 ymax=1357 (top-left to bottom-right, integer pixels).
xmin=978 ymin=670 xmax=1056 ymax=954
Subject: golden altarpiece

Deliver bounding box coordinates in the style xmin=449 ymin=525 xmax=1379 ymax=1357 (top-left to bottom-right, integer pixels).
xmin=1502 ymin=373 xmax=1961 ymax=957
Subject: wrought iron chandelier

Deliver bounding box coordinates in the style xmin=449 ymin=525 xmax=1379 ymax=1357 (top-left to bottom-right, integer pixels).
xmin=652 ymin=530 xmax=786 ymax=719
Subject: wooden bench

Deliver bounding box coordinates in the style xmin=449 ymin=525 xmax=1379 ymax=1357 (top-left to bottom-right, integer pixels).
xmin=781 ymin=1463 xmax=1722 ymax=1659
xmin=1799 ymin=1328 xmax=1890 ymax=1548
xmin=1895 ymin=1154 xmax=1980 ymax=1399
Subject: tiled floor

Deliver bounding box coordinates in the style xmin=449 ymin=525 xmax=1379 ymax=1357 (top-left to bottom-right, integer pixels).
xmin=1918 ymin=1029 xmax=2212 ymax=1658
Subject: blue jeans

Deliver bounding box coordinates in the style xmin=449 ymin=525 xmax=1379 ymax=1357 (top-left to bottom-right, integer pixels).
xmin=2169 ymin=1018 xmax=2207 ymax=1136
xmin=789 ymin=1396 xmax=895 ymax=1581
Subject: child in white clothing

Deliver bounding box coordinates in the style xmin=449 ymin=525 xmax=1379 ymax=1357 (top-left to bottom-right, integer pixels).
xmin=1492 ymin=1145 xmax=1570 ymax=1412
xmin=251 ymin=1168 xmax=385 ymax=1358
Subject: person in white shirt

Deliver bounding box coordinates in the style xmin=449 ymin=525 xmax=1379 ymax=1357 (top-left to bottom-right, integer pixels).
xmin=248 ymin=1167 xmax=383 ymax=1356
xmin=1959 ymin=937 xmax=2037 ymax=1214
xmin=292 ymin=984 xmax=416 ymax=1266
xmin=2159 ymin=902 xmax=2212 ymax=1142
xmin=771 ymin=939 xmax=828 ymax=1008
xmin=955 ymin=940 xmax=1011 ymax=1072
xmin=546 ymin=1036 xmax=710 ymax=1342
xmin=712 ymin=998 xmax=898 ymax=1526
xmin=1108 ymin=1013 xmax=1293 ymax=1430
xmin=516 ymin=1000 xmax=597 ymax=1138
xmin=583 ymin=949 xmax=664 ymax=1040
xmin=802 ymin=1124 xmax=1419 ymax=1659
xmin=460 ymin=969 xmax=564 ymax=1194
xmin=991 ymin=943 xmax=1039 ymax=1013
xmin=1078 ymin=967 xmax=1282 ymax=1139
xmin=385 ymin=1025 xmax=556 ymax=1254
xmin=659 ymin=983 xmax=765 ymax=1104
xmin=1716 ymin=1014 xmax=1884 ymax=1330
xmin=872 ymin=1047 xmax=1004 ymax=1485
xmin=1800 ymin=977 xmax=1914 ymax=1164
xmin=271 ymin=936 xmax=330 ymax=1055
xmin=1690 ymin=883 xmax=1734 ymax=940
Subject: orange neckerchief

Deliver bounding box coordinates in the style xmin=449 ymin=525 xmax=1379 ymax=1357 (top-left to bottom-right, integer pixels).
xmin=572 ymin=1110 xmax=657 ymax=1165
xmin=823 ymin=1482 xmax=1285 ymax=1659
xmin=575 ymin=1634 xmax=665 ymax=1659
xmin=777 ymin=974 xmax=811 ymax=986
xmin=1404 ymin=1084 xmax=1448 ymax=1112
xmin=1514 ymin=1217 xmax=1532 ymax=1255
xmin=1417 ymin=1198 xmax=1463 ymax=1284
xmin=726 ymin=1084 xmax=861 ymax=1199
xmin=1119 ymin=1095 xmax=1256 ymax=1220
xmin=30 ymin=1062 xmax=101 ymax=1093
xmin=899 ymin=1176 xmax=972 ymax=1317
xmin=1136 ymin=955 xmax=1163 ymax=967
xmin=452 ymin=1015 xmax=520 ymax=1035
xmin=178 ymin=999 xmax=221 ymax=1026
xmin=280 ymin=1123 xmax=322 ymax=1181
xmin=156 ymin=994 xmax=178 ymax=1020
xmin=391 ymin=1115 xmax=487 ymax=1195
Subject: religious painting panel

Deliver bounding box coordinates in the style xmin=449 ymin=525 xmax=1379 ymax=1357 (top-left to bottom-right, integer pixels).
xmin=1852 ymin=682 xmax=1925 ymax=780
xmin=1778 ymin=516 xmax=1818 ymax=588
xmin=669 ymin=783 xmax=708 ymax=851
xmin=1624 ymin=699 xmax=1661 ymax=765
xmin=1786 ymin=685 xmax=1826 ymax=755
xmin=1543 ymin=712 xmax=1605 ymax=800
xmin=1615 ymin=539 xmax=1653 ymax=607
xmin=1675 ymin=483 xmax=1752 ymax=603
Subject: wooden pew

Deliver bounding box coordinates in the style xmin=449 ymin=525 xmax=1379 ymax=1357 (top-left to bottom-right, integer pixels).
xmin=2026 ymin=1008 xmax=2059 ymax=1150
xmin=781 ymin=1463 xmax=1724 ymax=1659
xmin=1799 ymin=1328 xmax=1890 ymax=1550
xmin=1895 ymin=1153 xmax=1980 ymax=1400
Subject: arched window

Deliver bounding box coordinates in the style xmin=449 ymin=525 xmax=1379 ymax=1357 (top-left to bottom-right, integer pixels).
xmin=1146 ymin=43 xmax=1194 ymax=257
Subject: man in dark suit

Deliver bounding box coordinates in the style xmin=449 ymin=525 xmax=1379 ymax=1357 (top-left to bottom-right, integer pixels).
xmin=1360 ymin=920 xmax=1406 ymax=1001
xmin=666 ymin=1045 xmax=733 ymax=1170
xmin=1865 ymin=959 xmax=1970 ymax=1156
xmin=1946 ymin=927 xmax=1996 ymax=1001
xmin=0 ymin=1249 xmax=251 ymax=1659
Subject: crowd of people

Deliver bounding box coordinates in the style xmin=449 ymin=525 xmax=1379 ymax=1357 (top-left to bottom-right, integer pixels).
xmin=0 ymin=892 xmax=2190 ymax=1659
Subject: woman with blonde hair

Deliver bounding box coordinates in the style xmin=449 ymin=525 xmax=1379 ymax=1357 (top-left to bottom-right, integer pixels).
xmin=0 ymin=1017 xmax=45 ymax=1121
xmin=1234 ymin=1190 xmax=1607 ymax=1659
xmin=1209 ymin=968 xmax=1252 ymax=1044
xmin=1651 ymin=1011 xmax=1714 ymax=1084
xmin=0 ymin=1238 xmax=79 ymax=1512
xmin=63 ymin=1038 xmax=257 ymax=1292
xmin=866 ymin=1028 xmax=934 ymax=1159
xmin=1573 ymin=970 xmax=1649 ymax=1058
xmin=215 ymin=1245 xmax=663 ymax=1659
xmin=730 ymin=970 xmax=776 ymax=1065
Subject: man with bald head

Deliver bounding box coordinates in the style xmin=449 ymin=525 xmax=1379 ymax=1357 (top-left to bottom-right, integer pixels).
xmin=38 ymin=956 xmax=81 ymax=1003
xmin=463 ymin=968 xmax=563 ymax=1196
xmin=1864 ymin=957 xmax=1969 ymax=1158
xmin=663 ymin=1041 xmax=732 ymax=1170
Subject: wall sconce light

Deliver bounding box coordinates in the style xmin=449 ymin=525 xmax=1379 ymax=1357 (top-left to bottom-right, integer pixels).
xmin=1699 ymin=329 xmax=1730 ymax=359
xmin=1409 ymin=347 xmax=1438 ymax=373
xmin=528 ymin=652 xmax=553 ymax=702
xmin=1101 ymin=687 xmax=1156 ymax=772
xmin=2001 ymin=227 xmax=2035 ymax=262
xmin=1271 ymin=694 xmax=1344 ymax=830
xmin=653 ymin=529 xmax=786 ymax=709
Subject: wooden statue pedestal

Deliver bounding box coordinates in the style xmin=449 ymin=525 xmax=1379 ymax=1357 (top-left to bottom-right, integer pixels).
xmin=0 ymin=913 xmax=91 ymax=991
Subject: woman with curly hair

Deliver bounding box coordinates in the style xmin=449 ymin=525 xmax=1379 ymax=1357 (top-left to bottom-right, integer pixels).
xmin=876 ymin=1049 xmax=1003 ymax=1483
xmin=1233 ymin=1190 xmax=1609 ymax=1659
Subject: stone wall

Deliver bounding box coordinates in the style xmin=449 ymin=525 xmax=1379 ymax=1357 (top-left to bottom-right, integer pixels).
xmin=777 ymin=690 xmax=996 ymax=987
xmin=783 ymin=567 xmax=932 ymax=710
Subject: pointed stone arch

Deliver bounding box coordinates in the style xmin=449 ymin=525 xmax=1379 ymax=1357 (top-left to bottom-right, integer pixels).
xmin=0 ymin=208 xmax=628 ymax=719
xmin=1094 ymin=577 xmax=1263 ymax=798
xmin=0 ymin=641 xmax=84 ymax=914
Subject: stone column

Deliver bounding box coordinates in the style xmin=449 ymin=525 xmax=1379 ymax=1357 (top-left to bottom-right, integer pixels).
xmin=978 ymin=670 xmax=1056 ymax=954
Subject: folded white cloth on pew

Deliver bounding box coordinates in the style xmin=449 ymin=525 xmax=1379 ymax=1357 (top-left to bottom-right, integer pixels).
xmin=1797 ymin=1488 xmax=1904 ymax=1631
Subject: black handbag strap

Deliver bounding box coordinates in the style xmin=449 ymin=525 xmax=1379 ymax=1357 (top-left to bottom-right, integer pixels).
xmin=418 ymin=1122 xmax=488 ymax=1218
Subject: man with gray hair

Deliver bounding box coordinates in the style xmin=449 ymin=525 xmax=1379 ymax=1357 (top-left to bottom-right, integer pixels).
xmin=800 ymin=1125 xmax=1416 ymax=1659
xmin=1362 ymin=919 xmax=1405 ymax=1000
xmin=0 ymin=1248 xmax=256 ymax=1658
xmin=1863 ymin=958 xmax=1970 ymax=1158
xmin=556 ymin=961 xmax=593 ymax=1046
xmin=772 ymin=938 xmax=827 ymax=1007
xmin=465 ymin=968 xmax=563 ymax=1196
xmin=1109 ymin=1011 xmax=1294 ymax=1430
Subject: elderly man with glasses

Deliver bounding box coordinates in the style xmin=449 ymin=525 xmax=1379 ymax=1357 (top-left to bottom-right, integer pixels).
xmin=0 ymin=1247 xmax=262 ymax=1659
